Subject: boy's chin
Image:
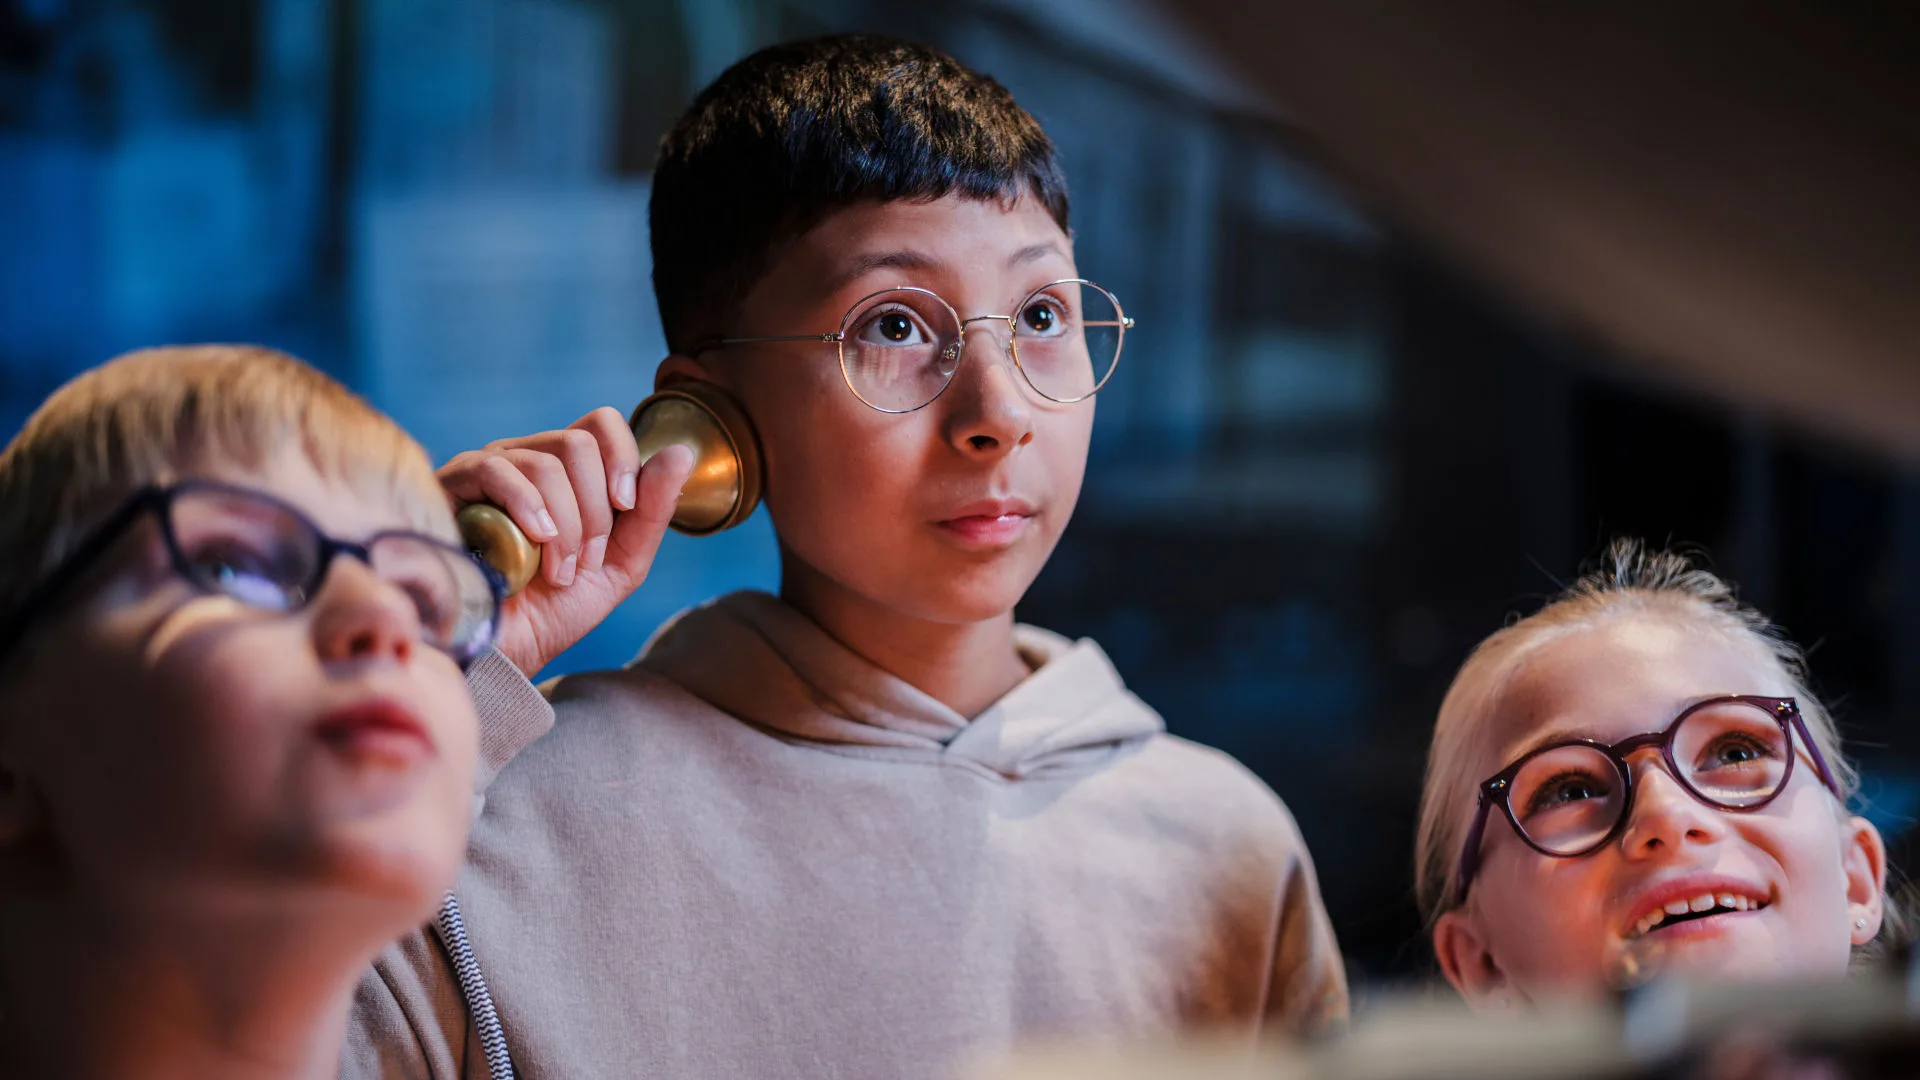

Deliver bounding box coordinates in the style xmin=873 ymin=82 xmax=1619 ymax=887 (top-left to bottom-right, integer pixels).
xmin=891 ymin=573 xmax=1036 ymax=626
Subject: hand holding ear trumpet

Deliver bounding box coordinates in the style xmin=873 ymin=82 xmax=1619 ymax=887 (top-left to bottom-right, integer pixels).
xmin=444 ymin=383 xmax=765 ymax=677
xmin=439 ymin=405 xmax=695 ymax=678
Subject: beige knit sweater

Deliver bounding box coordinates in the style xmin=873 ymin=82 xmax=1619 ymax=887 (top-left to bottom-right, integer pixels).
xmin=344 ymin=591 xmax=1346 ymax=1079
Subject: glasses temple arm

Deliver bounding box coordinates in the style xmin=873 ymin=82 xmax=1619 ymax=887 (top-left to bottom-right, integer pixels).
xmin=1789 ymin=712 xmax=1842 ymax=795
xmin=0 ymin=491 xmax=161 ymax=664
xmin=1452 ymin=789 xmax=1496 ymax=910
xmin=714 ymin=333 xmax=841 ymax=345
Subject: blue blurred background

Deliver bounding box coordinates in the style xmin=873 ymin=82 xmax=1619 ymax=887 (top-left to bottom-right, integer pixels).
xmin=4 ymin=0 xmax=1917 ymax=989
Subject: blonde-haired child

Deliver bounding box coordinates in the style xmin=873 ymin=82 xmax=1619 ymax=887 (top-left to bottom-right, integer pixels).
xmin=0 ymin=346 xmax=494 ymax=1078
xmin=1415 ymin=539 xmax=1890 ymax=1007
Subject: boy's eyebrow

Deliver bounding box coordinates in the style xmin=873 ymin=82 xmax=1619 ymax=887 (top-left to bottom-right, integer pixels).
xmin=824 ymin=242 xmax=1071 ymax=297
xmin=1007 ymin=241 xmax=1068 ymax=269
xmin=828 ymin=249 xmax=944 ymax=294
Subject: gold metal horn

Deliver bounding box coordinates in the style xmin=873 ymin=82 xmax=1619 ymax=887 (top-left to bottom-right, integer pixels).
xmin=459 ymin=503 xmax=540 ymax=598
xmin=458 ymin=382 xmax=761 ymax=597
xmin=630 ymin=382 xmax=762 ymax=536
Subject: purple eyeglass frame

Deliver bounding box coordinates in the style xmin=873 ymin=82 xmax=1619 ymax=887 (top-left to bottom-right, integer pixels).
xmin=1450 ymin=695 xmax=1840 ymax=909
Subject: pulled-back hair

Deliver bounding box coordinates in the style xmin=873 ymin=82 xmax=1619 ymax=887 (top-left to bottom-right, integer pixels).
xmin=1412 ymin=539 xmax=1859 ymax=928
xmin=649 ymin=33 xmax=1071 ymax=354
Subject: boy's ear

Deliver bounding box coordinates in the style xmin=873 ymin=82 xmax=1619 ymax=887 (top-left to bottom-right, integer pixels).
xmin=1433 ymin=908 xmax=1518 ymax=1013
xmin=1842 ymin=814 xmax=1889 ymax=945
xmin=654 ymin=353 xmax=715 ymax=393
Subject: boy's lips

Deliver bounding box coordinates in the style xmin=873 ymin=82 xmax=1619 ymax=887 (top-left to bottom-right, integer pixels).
xmin=313 ymin=697 xmax=436 ymax=767
xmin=937 ymin=498 xmax=1038 ymax=547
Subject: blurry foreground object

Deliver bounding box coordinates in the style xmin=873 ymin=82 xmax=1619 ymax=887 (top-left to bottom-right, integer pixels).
xmin=977 ymin=951 xmax=1920 ymax=1079
xmin=1159 ymin=2 xmax=1920 ymax=463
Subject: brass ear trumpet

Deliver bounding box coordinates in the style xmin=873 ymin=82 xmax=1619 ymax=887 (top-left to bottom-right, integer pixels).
xmin=457 ymin=383 xmax=763 ymax=597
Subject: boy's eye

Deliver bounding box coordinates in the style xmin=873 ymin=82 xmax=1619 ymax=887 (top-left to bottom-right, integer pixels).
xmin=878 ymin=313 xmax=914 ymax=341
xmin=186 ymin=540 xmax=300 ymax=610
xmin=1020 ymin=300 xmax=1061 ymax=334
xmin=398 ymin=580 xmax=452 ymax=635
xmin=855 ymin=309 xmax=930 ymax=347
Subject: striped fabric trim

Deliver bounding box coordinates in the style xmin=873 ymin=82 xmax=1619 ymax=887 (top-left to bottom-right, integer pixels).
xmin=434 ymin=892 xmax=517 ymax=1080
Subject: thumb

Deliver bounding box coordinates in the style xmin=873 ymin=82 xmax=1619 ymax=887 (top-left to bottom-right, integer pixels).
xmin=602 ymin=443 xmax=695 ymax=590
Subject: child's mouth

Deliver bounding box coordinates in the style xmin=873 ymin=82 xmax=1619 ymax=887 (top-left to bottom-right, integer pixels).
xmin=314 ymin=698 xmax=437 ymax=767
xmin=1627 ymin=892 xmax=1769 ymax=939
xmin=939 ymin=514 xmax=1033 ymax=546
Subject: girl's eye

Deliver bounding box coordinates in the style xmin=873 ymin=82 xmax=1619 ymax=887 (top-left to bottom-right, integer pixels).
xmin=857 ymin=310 xmax=930 ymax=346
xmin=1697 ymin=733 xmax=1776 ymax=770
xmin=1526 ymin=772 xmax=1610 ymax=815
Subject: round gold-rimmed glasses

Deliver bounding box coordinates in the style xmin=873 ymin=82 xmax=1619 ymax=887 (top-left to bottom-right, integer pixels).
xmin=693 ymin=279 xmax=1134 ymax=413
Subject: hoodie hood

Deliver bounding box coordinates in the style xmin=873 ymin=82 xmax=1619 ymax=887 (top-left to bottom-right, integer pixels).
xmin=633 ymin=591 xmax=1162 ymax=779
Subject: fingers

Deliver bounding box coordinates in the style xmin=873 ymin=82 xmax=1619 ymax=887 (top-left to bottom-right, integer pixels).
xmin=440 ymin=451 xmax=560 ymax=548
xmin=537 ymin=427 xmax=615 ymax=576
xmin=571 ymin=407 xmax=642 ymax=513
xmin=498 ymin=447 xmax=583 ymax=587
xmin=604 ymin=443 xmax=694 ymax=591
xmin=441 ymin=436 xmax=603 ymax=588
xmin=440 ymin=446 xmax=581 ymax=587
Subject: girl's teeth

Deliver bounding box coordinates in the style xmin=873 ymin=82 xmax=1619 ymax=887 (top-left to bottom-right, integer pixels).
xmin=1717 ymin=893 xmax=1739 ymax=910
xmin=1689 ymin=894 xmax=1716 ymax=913
xmin=1665 ymin=899 xmax=1692 ymax=916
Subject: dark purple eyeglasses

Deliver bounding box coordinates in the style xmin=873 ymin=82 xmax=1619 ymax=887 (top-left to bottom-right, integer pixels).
xmin=0 ymin=481 xmax=502 ymax=669
xmin=1451 ymin=695 xmax=1839 ymax=908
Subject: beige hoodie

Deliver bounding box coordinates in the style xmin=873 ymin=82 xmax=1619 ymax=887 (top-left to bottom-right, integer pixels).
xmin=345 ymin=591 xmax=1346 ymax=1080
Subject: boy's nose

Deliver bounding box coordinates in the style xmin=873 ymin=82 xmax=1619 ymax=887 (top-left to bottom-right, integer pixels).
xmin=311 ymin=558 xmax=419 ymax=666
xmin=1619 ymin=755 xmax=1726 ymax=858
xmin=943 ymin=323 xmax=1034 ymax=455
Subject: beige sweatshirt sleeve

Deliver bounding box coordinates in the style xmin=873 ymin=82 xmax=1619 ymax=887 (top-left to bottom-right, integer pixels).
xmin=1264 ymin=811 xmax=1351 ymax=1037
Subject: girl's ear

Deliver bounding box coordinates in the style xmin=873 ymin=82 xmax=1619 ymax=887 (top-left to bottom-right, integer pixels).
xmin=1433 ymin=907 xmax=1520 ymax=1013
xmin=1842 ymin=814 xmax=1888 ymax=945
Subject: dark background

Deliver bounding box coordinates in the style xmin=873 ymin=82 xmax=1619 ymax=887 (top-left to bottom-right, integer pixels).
xmin=4 ymin=0 xmax=1916 ymax=992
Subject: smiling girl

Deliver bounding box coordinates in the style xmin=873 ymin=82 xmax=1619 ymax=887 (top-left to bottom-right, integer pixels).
xmin=1415 ymin=540 xmax=1891 ymax=1007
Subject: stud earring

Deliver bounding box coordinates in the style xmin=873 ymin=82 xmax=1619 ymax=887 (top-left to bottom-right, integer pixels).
xmin=1856 ymin=918 xmax=1868 ymax=930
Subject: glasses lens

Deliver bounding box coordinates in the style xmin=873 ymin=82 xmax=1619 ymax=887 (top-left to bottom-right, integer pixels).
xmin=1011 ymin=279 xmax=1125 ymax=403
xmin=368 ymin=536 xmax=499 ymax=664
xmin=168 ymin=489 xmax=321 ymax=611
xmin=1508 ymin=744 xmax=1625 ymax=855
xmin=1673 ymin=700 xmax=1792 ymax=807
xmin=839 ymin=289 xmax=964 ymax=412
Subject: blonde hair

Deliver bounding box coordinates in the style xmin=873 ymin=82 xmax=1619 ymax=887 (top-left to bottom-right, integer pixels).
xmin=1412 ymin=539 xmax=1858 ymax=927
xmin=0 ymin=345 xmax=447 ymax=629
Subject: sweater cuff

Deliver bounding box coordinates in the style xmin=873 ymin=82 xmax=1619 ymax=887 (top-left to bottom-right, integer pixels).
xmin=464 ymin=647 xmax=556 ymax=792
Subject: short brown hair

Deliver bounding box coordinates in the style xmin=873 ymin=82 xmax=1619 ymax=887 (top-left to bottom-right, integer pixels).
xmin=0 ymin=345 xmax=447 ymax=626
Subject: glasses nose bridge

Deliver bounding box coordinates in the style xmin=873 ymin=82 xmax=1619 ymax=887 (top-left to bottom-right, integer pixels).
xmin=958 ymin=313 xmax=1016 ymax=350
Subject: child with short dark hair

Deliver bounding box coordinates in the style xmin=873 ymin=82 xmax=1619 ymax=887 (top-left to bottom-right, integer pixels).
xmin=349 ymin=35 xmax=1346 ymax=1080
xmin=0 ymin=346 xmax=493 ymax=1079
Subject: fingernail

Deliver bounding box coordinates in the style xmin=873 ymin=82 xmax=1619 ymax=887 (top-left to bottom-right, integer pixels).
xmin=557 ymin=553 xmax=578 ymax=587
xmin=582 ymin=534 xmax=608 ymax=572
xmin=535 ymin=509 xmax=558 ymax=538
xmin=616 ymin=471 xmax=637 ymax=510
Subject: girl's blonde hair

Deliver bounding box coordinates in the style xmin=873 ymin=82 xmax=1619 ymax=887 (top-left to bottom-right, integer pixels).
xmin=1412 ymin=539 xmax=1859 ymax=927
xmin=0 ymin=345 xmax=447 ymax=628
